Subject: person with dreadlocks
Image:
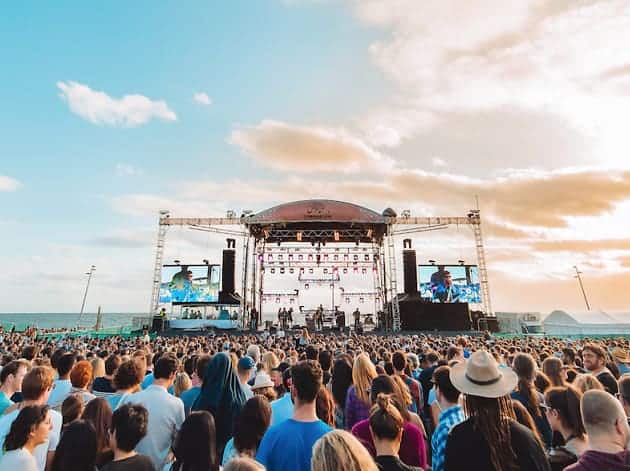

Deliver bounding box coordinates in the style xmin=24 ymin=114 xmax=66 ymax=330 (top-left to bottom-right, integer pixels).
xmin=444 ymin=350 xmax=551 ymax=471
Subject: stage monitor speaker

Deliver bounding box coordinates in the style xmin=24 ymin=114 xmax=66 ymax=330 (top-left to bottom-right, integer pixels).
xmin=151 ymin=316 xmax=165 ymax=333
xmin=221 ymin=249 xmax=236 ymax=295
xmin=403 ymin=249 xmax=418 ymax=294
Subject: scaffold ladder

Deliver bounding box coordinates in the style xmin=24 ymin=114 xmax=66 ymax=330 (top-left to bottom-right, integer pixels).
xmin=386 ymin=224 xmax=401 ymax=331
xmin=240 ymin=235 xmax=250 ymax=328
xmin=469 ymin=210 xmax=493 ymax=316
xmin=149 ymin=211 xmax=170 ymax=315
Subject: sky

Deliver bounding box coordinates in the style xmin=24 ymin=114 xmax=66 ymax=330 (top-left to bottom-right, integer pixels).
xmin=1 ymin=0 xmax=630 ymax=315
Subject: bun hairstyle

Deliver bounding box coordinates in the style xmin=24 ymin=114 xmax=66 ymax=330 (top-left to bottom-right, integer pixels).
xmin=369 ymin=393 xmax=404 ymax=440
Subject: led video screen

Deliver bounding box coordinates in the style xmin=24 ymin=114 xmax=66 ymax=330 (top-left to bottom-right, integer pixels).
xmin=418 ymin=265 xmax=481 ymax=304
xmin=159 ymin=264 xmax=220 ymax=304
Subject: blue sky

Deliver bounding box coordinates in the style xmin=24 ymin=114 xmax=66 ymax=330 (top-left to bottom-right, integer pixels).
xmin=2 ymin=1 xmax=630 ymax=314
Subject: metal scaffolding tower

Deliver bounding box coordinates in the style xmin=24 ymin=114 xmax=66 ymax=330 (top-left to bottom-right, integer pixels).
xmin=240 ymin=235 xmax=251 ymax=328
xmin=468 ymin=210 xmax=493 ymax=316
xmin=386 ymin=223 xmax=401 ymax=331
xmin=149 ymin=210 xmax=170 ymax=315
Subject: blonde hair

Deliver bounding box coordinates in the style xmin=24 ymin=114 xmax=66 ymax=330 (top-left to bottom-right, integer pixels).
xmin=573 ymin=373 xmax=605 ymax=394
xmin=352 ymin=353 xmax=377 ymax=406
xmin=312 ymin=430 xmax=378 ymax=471
xmin=174 ymin=372 xmax=192 ymax=397
xmin=90 ymin=357 xmax=105 ymax=382
xmin=224 ymin=457 xmax=265 ymax=471
xmin=262 ymin=352 xmax=279 ymax=374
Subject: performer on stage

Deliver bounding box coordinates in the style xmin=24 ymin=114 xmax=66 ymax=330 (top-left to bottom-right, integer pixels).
xmin=287 ymin=307 xmax=293 ymax=328
xmin=434 ymin=271 xmax=462 ymax=303
xmin=353 ymin=307 xmax=361 ymax=330
xmin=250 ymin=307 xmax=259 ymax=331
xmin=315 ymin=305 xmax=324 ymax=331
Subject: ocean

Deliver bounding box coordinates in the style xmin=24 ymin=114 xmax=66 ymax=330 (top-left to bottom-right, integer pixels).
xmin=0 ymin=313 xmax=139 ymax=330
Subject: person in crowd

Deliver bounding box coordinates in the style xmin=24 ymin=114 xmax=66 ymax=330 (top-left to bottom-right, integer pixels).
xmin=82 ymin=397 xmax=114 ymax=467
xmin=93 ymin=355 xmax=121 ymax=398
xmin=431 ymin=366 xmax=465 ymax=471
xmin=346 ymin=353 xmax=377 ymax=430
xmin=252 ymin=372 xmax=278 ymax=402
xmin=0 ymin=360 xmax=29 ymax=414
xmin=237 ymin=356 xmax=256 ymax=399
xmin=316 ymin=387 xmax=335 ymax=427
xmin=164 ymin=410 xmax=219 ymax=471
xmin=565 ymin=389 xmax=630 ymax=470
xmin=544 ymin=386 xmax=588 ymax=470
xmin=262 ymin=352 xmax=279 ymax=376
xmin=0 ymin=405 xmax=51 ymax=471
xmin=100 ymin=404 xmax=154 ymax=471
xmin=224 ymin=457 xmax=266 ymax=471
xmin=563 ymin=348 xmax=586 ymax=375
xmin=193 ymin=352 xmax=247 ymax=455
xmin=118 ymin=354 xmax=184 ymax=470
xmin=0 ymin=366 xmax=62 ymax=471
xmin=573 ymin=374 xmax=605 ymax=394
xmin=48 ymin=353 xmax=75 ymax=409
xmin=534 ymin=371 xmax=552 ymax=395
xmin=311 ymin=429 xmax=378 ymax=471
xmin=617 ymin=375 xmax=630 ymax=417
xmin=512 ymin=400 xmax=546 ymax=450
xmin=352 ymin=375 xmax=426 ymax=468
xmin=61 ymin=394 xmax=83 ymax=434
xmin=270 ymin=367 xmax=293 ymax=425
xmin=50 ymin=420 xmax=97 ymax=471
xmin=174 ymin=372 xmax=192 ymax=398
xmin=612 ymin=348 xmax=630 ymax=376
xmin=581 ymin=344 xmax=619 ymax=395
xmin=256 ymin=360 xmax=333 ymax=471
xmin=181 ymin=355 xmax=211 ymax=416
xmin=319 ymin=350 xmax=332 ymax=386
xmin=511 ymin=353 xmax=553 ymax=448
xmin=69 ymin=360 xmax=97 ymax=404
xmin=107 ymin=359 xmax=144 ymax=410
xmin=222 ymin=396 xmax=271 ymax=465
xmin=417 ymin=351 xmax=439 ymax=408
xmin=330 ymin=355 xmax=353 ymax=429
xmin=90 ymin=357 xmax=106 ymax=386
xmin=392 ymin=351 xmax=422 ymax=413
xmin=543 ymin=357 xmax=568 ymax=388
xmin=444 ymin=350 xmax=551 ymax=471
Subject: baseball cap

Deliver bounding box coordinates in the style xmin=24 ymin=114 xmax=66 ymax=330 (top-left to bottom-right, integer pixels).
xmin=237 ymin=355 xmax=256 ymax=371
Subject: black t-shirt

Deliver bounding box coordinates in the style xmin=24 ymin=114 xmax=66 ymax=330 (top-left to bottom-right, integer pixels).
xmin=444 ymin=418 xmax=551 ymax=471
xmin=100 ymin=454 xmax=155 ymax=471
xmin=597 ymin=371 xmax=619 ymax=395
xmin=375 ymin=455 xmax=422 ymax=471
xmin=92 ymin=377 xmax=115 ymax=393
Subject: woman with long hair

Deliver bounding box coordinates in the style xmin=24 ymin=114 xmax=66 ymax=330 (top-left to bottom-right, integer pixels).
xmin=316 ymin=387 xmax=335 ymax=427
xmin=312 ymin=430 xmax=378 ymax=471
xmin=51 ymin=420 xmax=98 ymax=471
xmin=222 ymin=396 xmax=272 ymax=465
xmin=174 ymin=372 xmax=193 ymax=398
xmin=82 ymin=397 xmax=113 ymax=467
xmin=543 ymin=357 xmax=567 ymax=388
xmin=345 ymin=353 xmax=377 ymax=430
xmin=192 ymin=352 xmax=247 ymax=455
xmin=511 ymin=399 xmax=545 ymax=450
xmin=261 ymin=352 xmax=279 ymax=375
xmin=350 ymin=375 xmax=427 ymax=468
xmin=445 ymin=351 xmax=550 ymax=471
xmin=61 ymin=394 xmax=84 ymax=434
xmin=511 ymin=353 xmax=553 ymax=448
xmin=0 ymin=405 xmax=51 ymax=470
xmin=544 ymin=386 xmax=588 ymax=471
xmin=330 ymin=355 xmax=353 ymax=429
xmin=165 ymin=411 xmax=220 ymax=471
xmin=572 ymin=374 xmax=604 ymax=394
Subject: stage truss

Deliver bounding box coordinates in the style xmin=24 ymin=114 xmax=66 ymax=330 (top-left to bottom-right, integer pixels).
xmin=149 ymin=209 xmax=492 ymax=332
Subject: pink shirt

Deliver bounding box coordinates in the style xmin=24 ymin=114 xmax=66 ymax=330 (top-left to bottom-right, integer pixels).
xmin=351 ymin=418 xmax=427 ymax=469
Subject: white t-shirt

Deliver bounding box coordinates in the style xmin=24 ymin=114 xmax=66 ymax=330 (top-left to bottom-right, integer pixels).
xmin=0 ymin=409 xmax=62 ymax=471
xmin=0 ymin=448 xmax=37 ymax=471
xmin=118 ymin=384 xmax=185 ymax=470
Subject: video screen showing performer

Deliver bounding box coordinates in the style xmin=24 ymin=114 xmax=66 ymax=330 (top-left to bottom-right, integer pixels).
xmin=159 ymin=264 xmax=220 ymax=303
xmin=418 ymin=265 xmax=481 ymax=303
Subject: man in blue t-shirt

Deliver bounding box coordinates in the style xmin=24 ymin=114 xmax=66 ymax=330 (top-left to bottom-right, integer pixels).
xmin=256 ymin=360 xmax=332 ymax=471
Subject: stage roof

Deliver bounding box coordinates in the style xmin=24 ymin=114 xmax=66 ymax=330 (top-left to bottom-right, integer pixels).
xmin=247 ymin=199 xmax=387 ymax=225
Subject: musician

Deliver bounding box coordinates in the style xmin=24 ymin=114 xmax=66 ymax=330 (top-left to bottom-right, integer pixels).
xmin=353 ymin=308 xmax=361 ymax=330
xmin=315 ymin=305 xmax=324 ymax=331
xmin=434 ymin=271 xmax=462 ymax=303
xmin=287 ymin=307 xmax=293 ymax=328
xmin=250 ymin=307 xmax=259 ymax=331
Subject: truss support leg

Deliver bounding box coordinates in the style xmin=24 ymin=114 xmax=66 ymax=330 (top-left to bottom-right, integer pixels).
xmin=469 ymin=210 xmax=493 ymax=316
xmin=240 ymin=235 xmax=250 ymax=329
xmin=149 ymin=211 xmax=170 ymax=315
xmin=386 ymin=224 xmax=401 ymax=332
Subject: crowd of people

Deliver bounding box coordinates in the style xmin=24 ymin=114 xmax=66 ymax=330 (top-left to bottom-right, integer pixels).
xmin=0 ymin=329 xmax=629 ymax=470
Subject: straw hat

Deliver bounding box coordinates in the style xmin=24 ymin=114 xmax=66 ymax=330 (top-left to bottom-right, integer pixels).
xmin=612 ymin=347 xmax=630 ymax=364
xmin=449 ymin=350 xmax=518 ymax=398
xmin=251 ymin=372 xmax=274 ymax=390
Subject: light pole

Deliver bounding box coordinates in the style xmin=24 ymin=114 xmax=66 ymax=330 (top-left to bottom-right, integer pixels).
xmin=78 ymin=265 xmax=96 ymax=327
xmin=573 ymin=265 xmax=591 ymax=311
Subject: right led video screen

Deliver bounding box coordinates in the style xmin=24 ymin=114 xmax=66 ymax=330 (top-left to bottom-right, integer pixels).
xmin=418 ymin=264 xmax=481 ymax=303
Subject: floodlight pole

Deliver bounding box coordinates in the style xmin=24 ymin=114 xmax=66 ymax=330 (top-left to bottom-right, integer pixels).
xmin=78 ymin=265 xmax=96 ymax=327
xmin=574 ymin=265 xmax=591 ymax=311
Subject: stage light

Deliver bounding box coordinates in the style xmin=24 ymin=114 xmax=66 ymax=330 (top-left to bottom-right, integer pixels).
xmin=458 ymin=260 xmax=465 ymax=265
xmin=174 ymin=260 xmax=180 ymax=265
xmin=366 ymin=229 xmax=373 ymax=238
xmin=203 ymin=259 xmax=209 ymax=265
xmin=429 ymin=259 xmax=436 ymax=265
xmin=355 ymin=239 xmax=360 ymax=246
xmin=296 ymin=231 xmax=303 ymax=242
xmin=277 ymin=241 xmax=281 ymax=247
xmin=334 ymin=231 xmax=340 ymax=241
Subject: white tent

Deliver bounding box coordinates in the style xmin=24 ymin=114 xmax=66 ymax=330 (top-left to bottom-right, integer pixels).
xmin=543 ymin=310 xmax=630 ymax=336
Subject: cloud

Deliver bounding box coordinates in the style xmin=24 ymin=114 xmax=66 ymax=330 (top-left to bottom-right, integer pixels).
xmin=229 ymin=120 xmax=395 ymax=174
xmin=193 ymin=92 xmax=212 ymax=106
xmin=57 ymin=81 xmax=177 ymax=127
xmin=0 ymin=176 xmax=21 ymax=192
xmin=531 ymin=239 xmax=630 ymax=254
xmin=431 ymin=157 xmax=447 ymax=168
xmin=115 ymin=163 xmax=143 ymax=177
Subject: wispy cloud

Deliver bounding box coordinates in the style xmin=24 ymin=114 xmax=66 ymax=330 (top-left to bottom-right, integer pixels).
xmin=115 ymin=163 xmax=143 ymax=177
xmin=0 ymin=175 xmax=21 ymax=192
xmin=193 ymin=92 xmax=212 ymax=106
xmin=57 ymin=81 xmax=177 ymax=127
